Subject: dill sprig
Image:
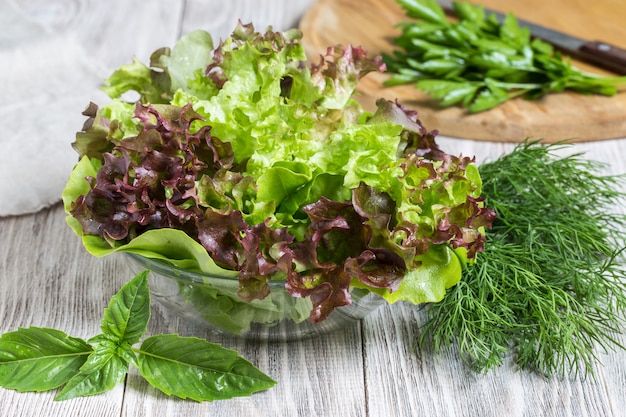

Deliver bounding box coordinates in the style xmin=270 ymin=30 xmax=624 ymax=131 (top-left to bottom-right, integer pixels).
xmin=420 ymin=141 xmax=626 ymax=378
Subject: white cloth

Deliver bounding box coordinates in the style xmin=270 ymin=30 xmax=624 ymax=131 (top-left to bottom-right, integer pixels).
xmin=0 ymin=1 xmax=108 ymax=216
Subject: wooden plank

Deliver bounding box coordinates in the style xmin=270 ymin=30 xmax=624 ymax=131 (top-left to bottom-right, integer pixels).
xmin=362 ymin=303 xmax=617 ymax=417
xmin=0 ymin=206 xmax=127 ymax=417
xmin=0 ymin=390 xmax=125 ymax=417
xmin=121 ymin=318 xmax=367 ymax=416
xmin=299 ymin=0 xmax=626 ymax=143
xmin=599 ymin=334 xmax=626 ymax=416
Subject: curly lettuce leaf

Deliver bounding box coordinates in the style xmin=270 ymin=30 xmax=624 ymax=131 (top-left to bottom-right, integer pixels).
xmin=156 ymin=30 xmax=214 ymax=94
xmin=100 ymin=56 xmax=168 ymax=103
xmin=102 ymin=29 xmax=214 ymax=103
xmin=309 ymin=44 xmax=387 ymax=110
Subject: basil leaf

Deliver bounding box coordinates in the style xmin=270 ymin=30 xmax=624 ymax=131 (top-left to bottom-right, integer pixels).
xmin=0 ymin=327 xmax=92 ymax=392
xmin=55 ymin=337 xmax=130 ymax=401
xmin=101 ymin=270 xmax=150 ymax=345
xmin=137 ymin=334 xmax=276 ymax=401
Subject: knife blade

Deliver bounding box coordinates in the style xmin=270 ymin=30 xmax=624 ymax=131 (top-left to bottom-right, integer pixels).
xmin=437 ymin=0 xmax=626 ymax=75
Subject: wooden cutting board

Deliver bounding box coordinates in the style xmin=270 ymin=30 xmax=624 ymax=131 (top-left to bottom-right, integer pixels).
xmin=299 ymin=0 xmax=626 ymax=142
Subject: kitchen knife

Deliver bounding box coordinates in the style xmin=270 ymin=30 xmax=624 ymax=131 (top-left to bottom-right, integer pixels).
xmin=437 ymin=0 xmax=626 ymax=75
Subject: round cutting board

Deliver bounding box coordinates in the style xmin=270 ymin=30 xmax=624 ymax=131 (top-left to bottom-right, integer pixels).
xmin=299 ymin=0 xmax=626 ymax=142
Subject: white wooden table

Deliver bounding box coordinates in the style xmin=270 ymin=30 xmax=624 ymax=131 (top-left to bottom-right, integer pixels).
xmin=1 ymin=1 xmax=625 ymax=416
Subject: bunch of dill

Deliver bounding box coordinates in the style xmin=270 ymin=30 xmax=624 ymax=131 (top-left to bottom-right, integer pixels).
xmin=420 ymin=142 xmax=626 ymax=377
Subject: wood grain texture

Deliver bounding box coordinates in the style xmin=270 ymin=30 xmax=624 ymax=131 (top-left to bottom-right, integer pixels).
xmin=299 ymin=0 xmax=626 ymax=143
xmin=1 ymin=0 xmax=626 ymax=416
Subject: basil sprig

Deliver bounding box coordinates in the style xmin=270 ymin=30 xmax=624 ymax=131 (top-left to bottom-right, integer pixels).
xmin=0 ymin=271 xmax=276 ymax=401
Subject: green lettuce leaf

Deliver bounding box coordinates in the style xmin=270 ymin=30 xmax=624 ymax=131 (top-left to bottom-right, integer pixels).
xmin=378 ymin=245 xmax=464 ymax=304
xmin=155 ymin=30 xmax=214 ymax=94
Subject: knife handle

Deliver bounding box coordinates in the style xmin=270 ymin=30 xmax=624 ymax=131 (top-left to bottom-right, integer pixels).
xmin=578 ymin=41 xmax=626 ymax=75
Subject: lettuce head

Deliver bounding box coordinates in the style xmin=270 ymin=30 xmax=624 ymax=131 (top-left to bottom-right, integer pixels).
xmin=63 ymin=23 xmax=495 ymax=323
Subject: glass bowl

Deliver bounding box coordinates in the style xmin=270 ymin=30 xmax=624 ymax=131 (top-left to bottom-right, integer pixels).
xmin=125 ymin=253 xmax=385 ymax=341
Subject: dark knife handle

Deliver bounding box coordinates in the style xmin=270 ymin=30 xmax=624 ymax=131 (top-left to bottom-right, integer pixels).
xmin=578 ymin=41 xmax=626 ymax=75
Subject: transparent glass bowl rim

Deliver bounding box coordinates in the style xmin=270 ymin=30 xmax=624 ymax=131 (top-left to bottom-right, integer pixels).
xmin=126 ymin=252 xmax=288 ymax=289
